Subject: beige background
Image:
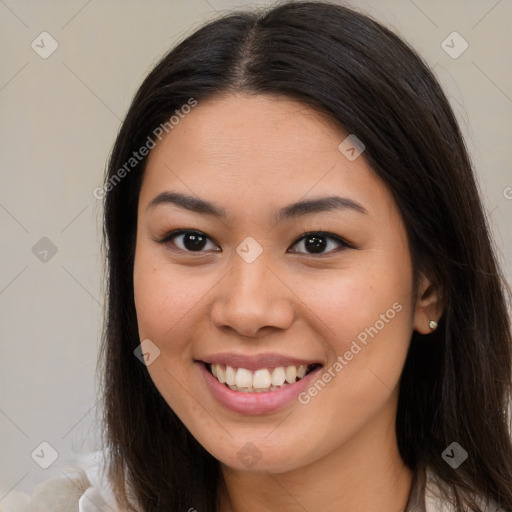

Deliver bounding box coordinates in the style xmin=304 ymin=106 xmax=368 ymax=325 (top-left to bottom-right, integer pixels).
xmin=0 ymin=0 xmax=511 ymax=496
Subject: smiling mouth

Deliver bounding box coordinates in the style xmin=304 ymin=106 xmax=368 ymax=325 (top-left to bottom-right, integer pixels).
xmin=204 ymin=362 xmax=322 ymax=393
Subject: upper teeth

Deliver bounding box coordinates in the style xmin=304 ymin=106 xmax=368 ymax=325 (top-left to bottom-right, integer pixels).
xmin=211 ymin=363 xmax=308 ymax=391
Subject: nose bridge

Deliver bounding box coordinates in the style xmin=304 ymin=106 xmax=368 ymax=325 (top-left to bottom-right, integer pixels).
xmin=210 ymin=248 xmax=294 ymax=336
xmin=227 ymin=249 xmax=274 ymax=311
xmin=231 ymin=252 xmax=270 ymax=298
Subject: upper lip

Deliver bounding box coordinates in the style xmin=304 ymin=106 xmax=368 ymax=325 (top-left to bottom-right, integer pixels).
xmin=197 ymin=352 xmax=323 ymax=370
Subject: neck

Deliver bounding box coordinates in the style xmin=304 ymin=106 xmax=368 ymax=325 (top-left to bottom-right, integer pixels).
xmin=218 ymin=406 xmax=412 ymax=512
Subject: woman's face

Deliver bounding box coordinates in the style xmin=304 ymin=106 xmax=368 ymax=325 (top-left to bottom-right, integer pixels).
xmin=133 ymin=94 xmax=432 ymax=473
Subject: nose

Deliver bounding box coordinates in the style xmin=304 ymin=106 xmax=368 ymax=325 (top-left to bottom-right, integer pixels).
xmin=210 ymin=256 xmax=295 ymax=338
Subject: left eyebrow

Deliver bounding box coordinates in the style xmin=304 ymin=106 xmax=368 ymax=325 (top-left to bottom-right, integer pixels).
xmin=274 ymin=196 xmax=368 ymax=223
xmin=146 ymin=191 xmax=368 ymax=221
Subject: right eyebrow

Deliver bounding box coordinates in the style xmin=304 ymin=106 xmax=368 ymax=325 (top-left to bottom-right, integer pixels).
xmin=146 ymin=191 xmax=226 ymax=217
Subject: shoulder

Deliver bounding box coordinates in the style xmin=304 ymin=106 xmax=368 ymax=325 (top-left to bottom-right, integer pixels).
xmin=424 ymin=468 xmax=506 ymax=512
xmin=0 ymin=452 xmax=127 ymax=512
xmin=0 ymin=470 xmax=90 ymax=512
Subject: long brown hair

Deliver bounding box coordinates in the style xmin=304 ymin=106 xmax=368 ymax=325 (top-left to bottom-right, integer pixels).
xmin=99 ymin=2 xmax=512 ymax=510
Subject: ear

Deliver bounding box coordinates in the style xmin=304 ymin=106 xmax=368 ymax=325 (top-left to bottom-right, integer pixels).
xmin=413 ymin=272 xmax=445 ymax=334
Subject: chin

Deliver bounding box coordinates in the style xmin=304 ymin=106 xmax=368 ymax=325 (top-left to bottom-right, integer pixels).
xmin=197 ymin=432 xmax=319 ymax=474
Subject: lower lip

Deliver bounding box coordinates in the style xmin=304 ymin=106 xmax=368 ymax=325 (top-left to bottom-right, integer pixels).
xmin=197 ymin=362 xmax=323 ymax=415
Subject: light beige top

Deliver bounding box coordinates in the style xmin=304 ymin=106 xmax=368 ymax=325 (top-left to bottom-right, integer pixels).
xmin=406 ymin=466 xmax=504 ymax=512
xmin=0 ymin=452 xmax=505 ymax=512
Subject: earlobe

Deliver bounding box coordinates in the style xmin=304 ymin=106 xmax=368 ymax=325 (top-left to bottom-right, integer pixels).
xmin=413 ymin=272 xmax=445 ymax=335
xmin=428 ymin=320 xmax=438 ymax=331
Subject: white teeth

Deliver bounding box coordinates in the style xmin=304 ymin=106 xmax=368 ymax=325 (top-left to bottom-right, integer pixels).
xmin=229 ymin=384 xmax=284 ymax=393
xmin=271 ymin=367 xmax=286 ymax=386
xmin=235 ymin=368 xmax=253 ymax=388
xmin=212 ymin=363 xmax=225 ymax=383
xmin=253 ymin=369 xmax=272 ymax=389
xmin=285 ymin=366 xmax=297 ymax=384
xmin=225 ymin=365 xmax=236 ymax=386
xmin=210 ymin=363 xmax=314 ymax=391
xmin=217 ymin=365 xmax=226 ymax=384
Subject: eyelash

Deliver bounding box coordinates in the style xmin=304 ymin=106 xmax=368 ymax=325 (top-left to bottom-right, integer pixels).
xmin=156 ymin=229 xmax=354 ymax=256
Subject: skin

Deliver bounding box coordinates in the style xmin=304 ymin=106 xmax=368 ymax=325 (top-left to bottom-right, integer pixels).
xmin=133 ymin=94 xmax=443 ymax=512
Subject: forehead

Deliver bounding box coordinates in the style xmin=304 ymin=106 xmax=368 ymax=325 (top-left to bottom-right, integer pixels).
xmin=139 ymin=93 xmax=394 ymax=220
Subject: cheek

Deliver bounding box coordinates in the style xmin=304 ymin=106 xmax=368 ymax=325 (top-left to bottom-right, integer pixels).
xmin=296 ymin=261 xmax=413 ymax=351
xmin=286 ymin=271 xmax=413 ymax=449
xmin=133 ymin=245 xmax=201 ymax=349
xmin=132 ymin=247 xmax=203 ymax=411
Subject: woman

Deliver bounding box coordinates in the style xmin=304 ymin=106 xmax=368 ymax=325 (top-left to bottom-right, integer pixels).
xmin=7 ymin=1 xmax=511 ymax=511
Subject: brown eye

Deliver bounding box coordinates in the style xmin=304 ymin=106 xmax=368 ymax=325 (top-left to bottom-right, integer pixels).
xmin=159 ymin=230 xmax=219 ymax=253
xmin=180 ymin=232 xmax=208 ymax=251
xmin=289 ymin=232 xmax=351 ymax=255
xmin=303 ymin=235 xmax=328 ymax=253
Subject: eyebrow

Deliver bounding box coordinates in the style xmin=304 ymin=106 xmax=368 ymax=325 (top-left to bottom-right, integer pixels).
xmin=146 ymin=191 xmax=368 ymax=222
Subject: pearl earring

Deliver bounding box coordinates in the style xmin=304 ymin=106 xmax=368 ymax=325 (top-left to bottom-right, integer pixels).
xmin=429 ymin=320 xmax=438 ymax=331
